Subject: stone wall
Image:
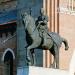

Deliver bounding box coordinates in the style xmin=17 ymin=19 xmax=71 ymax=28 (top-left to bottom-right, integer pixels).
xmin=0 ymin=32 xmax=17 ymax=75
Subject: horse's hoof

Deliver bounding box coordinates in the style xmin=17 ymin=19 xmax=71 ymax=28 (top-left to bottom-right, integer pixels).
xmin=26 ymin=57 xmax=31 ymax=62
xmin=26 ymin=62 xmax=32 ymax=66
xmin=50 ymin=64 xmax=55 ymax=68
xmin=65 ymin=46 xmax=69 ymax=50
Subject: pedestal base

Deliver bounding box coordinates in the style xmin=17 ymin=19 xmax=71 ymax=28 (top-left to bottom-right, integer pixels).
xmin=17 ymin=66 xmax=69 ymax=75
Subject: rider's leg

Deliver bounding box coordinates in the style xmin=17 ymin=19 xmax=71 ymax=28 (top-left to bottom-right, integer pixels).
xmin=42 ymin=32 xmax=48 ymax=46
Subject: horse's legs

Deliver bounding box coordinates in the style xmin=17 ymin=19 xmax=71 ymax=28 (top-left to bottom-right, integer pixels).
xmin=50 ymin=48 xmax=56 ymax=68
xmin=52 ymin=55 xmax=56 ymax=68
xmin=30 ymin=49 xmax=34 ymax=65
xmin=32 ymin=52 xmax=36 ymax=66
xmin=26 ymin=41 xmax=41 ymax=65
xmin=54 ymin=44 xmax=59 ymax=69
xmin=50 ymin=56 xmax=56 ymax=68
xmin=30 ymin=49 xmax=36 ymax=66
xmin=26 ymin=48 xmax=32 ymax=65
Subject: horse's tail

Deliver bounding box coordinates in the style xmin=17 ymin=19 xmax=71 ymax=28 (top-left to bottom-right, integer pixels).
xmin=62 ymin=37 xmax=69 ymax=50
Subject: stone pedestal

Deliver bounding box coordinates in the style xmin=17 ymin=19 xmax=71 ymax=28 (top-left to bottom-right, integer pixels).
xmin=17 ymin=0 xmax=43 ymax=74
xmin=17 ymin=66 xmax=69 ymax=75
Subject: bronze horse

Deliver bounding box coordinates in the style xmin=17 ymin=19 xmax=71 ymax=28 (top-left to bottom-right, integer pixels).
xmin=22 ymin=12 xmax=69 ymax=68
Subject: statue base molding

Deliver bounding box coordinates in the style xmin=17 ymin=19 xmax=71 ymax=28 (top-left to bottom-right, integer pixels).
xmin=17 ymin=66 xmax=68 ymax=75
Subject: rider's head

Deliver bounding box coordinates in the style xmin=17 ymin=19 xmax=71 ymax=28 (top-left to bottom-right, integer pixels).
xmin=40 ymin=8 xmax=45 ymax=16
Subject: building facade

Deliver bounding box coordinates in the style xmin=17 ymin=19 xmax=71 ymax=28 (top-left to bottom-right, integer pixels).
xmin=0 ymin=0 xmax=17 ymax=75
xmin=0 ymin=0 xmax=75 ymax=75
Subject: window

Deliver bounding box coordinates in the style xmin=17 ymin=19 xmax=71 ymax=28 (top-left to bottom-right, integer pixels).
xmin=59 ymin=0 xmax=75 ymax=15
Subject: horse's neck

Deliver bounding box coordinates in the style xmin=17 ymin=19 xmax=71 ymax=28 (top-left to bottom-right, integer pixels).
xmin=26 ymin=15 xmax=37 ymax=34
xmin=69 ymin=49 xmax=75 ymax=75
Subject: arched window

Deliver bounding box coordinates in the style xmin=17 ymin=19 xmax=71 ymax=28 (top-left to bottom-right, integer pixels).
xmin=2 ymin=48 xmax=15 ymax=75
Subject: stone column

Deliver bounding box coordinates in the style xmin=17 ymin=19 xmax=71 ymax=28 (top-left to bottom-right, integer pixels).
xmin=17 ymin=8 xmax=27 ymax=75
xmin=17 ymin=0 xmax=43 ymax=74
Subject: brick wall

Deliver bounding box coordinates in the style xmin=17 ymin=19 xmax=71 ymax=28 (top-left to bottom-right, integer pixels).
xmin=59 ymin=13 xmax=75 ymax=70
xmin=43 ymin=0 xmax=75 ymax=70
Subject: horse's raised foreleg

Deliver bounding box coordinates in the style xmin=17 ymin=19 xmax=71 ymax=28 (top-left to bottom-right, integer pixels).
xmin=62 ymin=38 xmax=69 ymax=50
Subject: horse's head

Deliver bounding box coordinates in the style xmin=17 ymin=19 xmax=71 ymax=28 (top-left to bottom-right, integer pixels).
xmin=21 ymin=12 xmax=28 ymax=19
xmin=21 ymin=12 xmax=29 ymax=30
xmin=21 ymin=12 xmax=37 ymax=34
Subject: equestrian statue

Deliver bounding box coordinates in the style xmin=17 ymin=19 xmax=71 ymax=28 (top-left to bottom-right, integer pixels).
xmin=21 ymin=8 xmax=69 ymax=69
